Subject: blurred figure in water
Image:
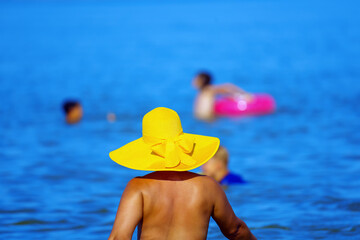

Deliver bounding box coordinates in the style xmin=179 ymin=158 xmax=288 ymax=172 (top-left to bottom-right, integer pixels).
xmin=193 ymin=71 xmax=252 ymax=121
xmin=107 ymin=112 xmax=116 ymax=123
xmin=62 ymin=100 xmax=83 ymax=124
xmin=202 ymin=146 xmax=246 ymax=185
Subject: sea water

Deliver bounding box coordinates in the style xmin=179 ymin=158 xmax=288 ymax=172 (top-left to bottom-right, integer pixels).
xmin=0 ymin=0 xmax=359 ymax=239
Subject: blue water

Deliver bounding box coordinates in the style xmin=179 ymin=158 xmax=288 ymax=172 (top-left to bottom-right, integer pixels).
xmin=1 ymin=0 xmax=360 ymax=239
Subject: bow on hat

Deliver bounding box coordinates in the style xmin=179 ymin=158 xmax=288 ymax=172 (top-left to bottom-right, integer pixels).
xmin=143 ymin=132 xmax=196 ymax=168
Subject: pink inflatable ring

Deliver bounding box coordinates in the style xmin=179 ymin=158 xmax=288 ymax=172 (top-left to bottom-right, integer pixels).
xmin=214 ymin=93 xmax=276 ymax=117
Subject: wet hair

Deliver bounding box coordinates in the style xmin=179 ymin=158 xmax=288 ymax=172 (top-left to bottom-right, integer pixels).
xmin=212 ymin=146 xmax=229 ymax=166
xmin=196 ymin=71 xmax=212 ymax=89
xmin=62 ymin=100 xmax=80 ymax=114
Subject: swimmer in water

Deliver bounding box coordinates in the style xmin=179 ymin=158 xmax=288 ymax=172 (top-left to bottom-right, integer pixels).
xmin=62 ymin=100 xmax=83 ymax=124
xmin=108 ymin=107 xmax=256 ymax=240
xmin=193 ymin=71 xmax=252 ymax=121
xmin=202 ymin=146 xmax=246 ymax=185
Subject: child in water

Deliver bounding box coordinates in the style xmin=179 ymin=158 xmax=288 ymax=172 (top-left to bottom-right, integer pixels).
xmin=108 ymin=107 xmax=256 ymax=240
xmin=202 ymin=146 xmax=246 ymax=185
xmin=62 ymin=100 xmax=83 ymax=124
xmin=193 ymin=71 xmax=252 ymax=121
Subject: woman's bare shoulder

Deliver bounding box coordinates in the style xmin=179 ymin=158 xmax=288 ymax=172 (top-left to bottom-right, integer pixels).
xmin=192 ymin=175 xmax=222 ymax=190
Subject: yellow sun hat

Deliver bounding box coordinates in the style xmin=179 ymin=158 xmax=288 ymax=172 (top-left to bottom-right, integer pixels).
xmin=109 ymin=107 xmax=220 ymax=171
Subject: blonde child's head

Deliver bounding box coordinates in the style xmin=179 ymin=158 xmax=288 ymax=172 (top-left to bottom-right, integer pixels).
xmin=201 ymin=146 xmax=229 ymax=181
xmin=212 ymin=146 xmax=228 ymax=166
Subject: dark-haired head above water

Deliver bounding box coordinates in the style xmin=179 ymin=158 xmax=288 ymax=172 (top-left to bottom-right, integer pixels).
xmin=62 ymin=100 xmax=83 ymax=124
xmin=193 ymin=71 xmax=212 ymax=90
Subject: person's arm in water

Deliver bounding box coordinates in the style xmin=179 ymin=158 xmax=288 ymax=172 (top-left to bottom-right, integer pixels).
xmin=211 ymin=181 xmax=257 ymax=240
xmin=213 ymin=83 xmax=253 ymax=100
xmin=108 ymin=179 xmax=143 ymax=240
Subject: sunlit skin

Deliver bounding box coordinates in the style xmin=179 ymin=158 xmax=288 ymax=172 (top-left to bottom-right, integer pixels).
xmin=65 ymin=104 xmax=83 ymax=124
xmin=193 ymin=76 xmax=253 ymax=121
xmin=108 ymin=171 xmax=256 ymax=240
xmin=201 ymin=157 xmax=229 ymax=183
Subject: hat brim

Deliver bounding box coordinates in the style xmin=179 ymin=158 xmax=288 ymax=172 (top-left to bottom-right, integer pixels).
xmin=109 ymin=133 xmax=220 ymax=171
